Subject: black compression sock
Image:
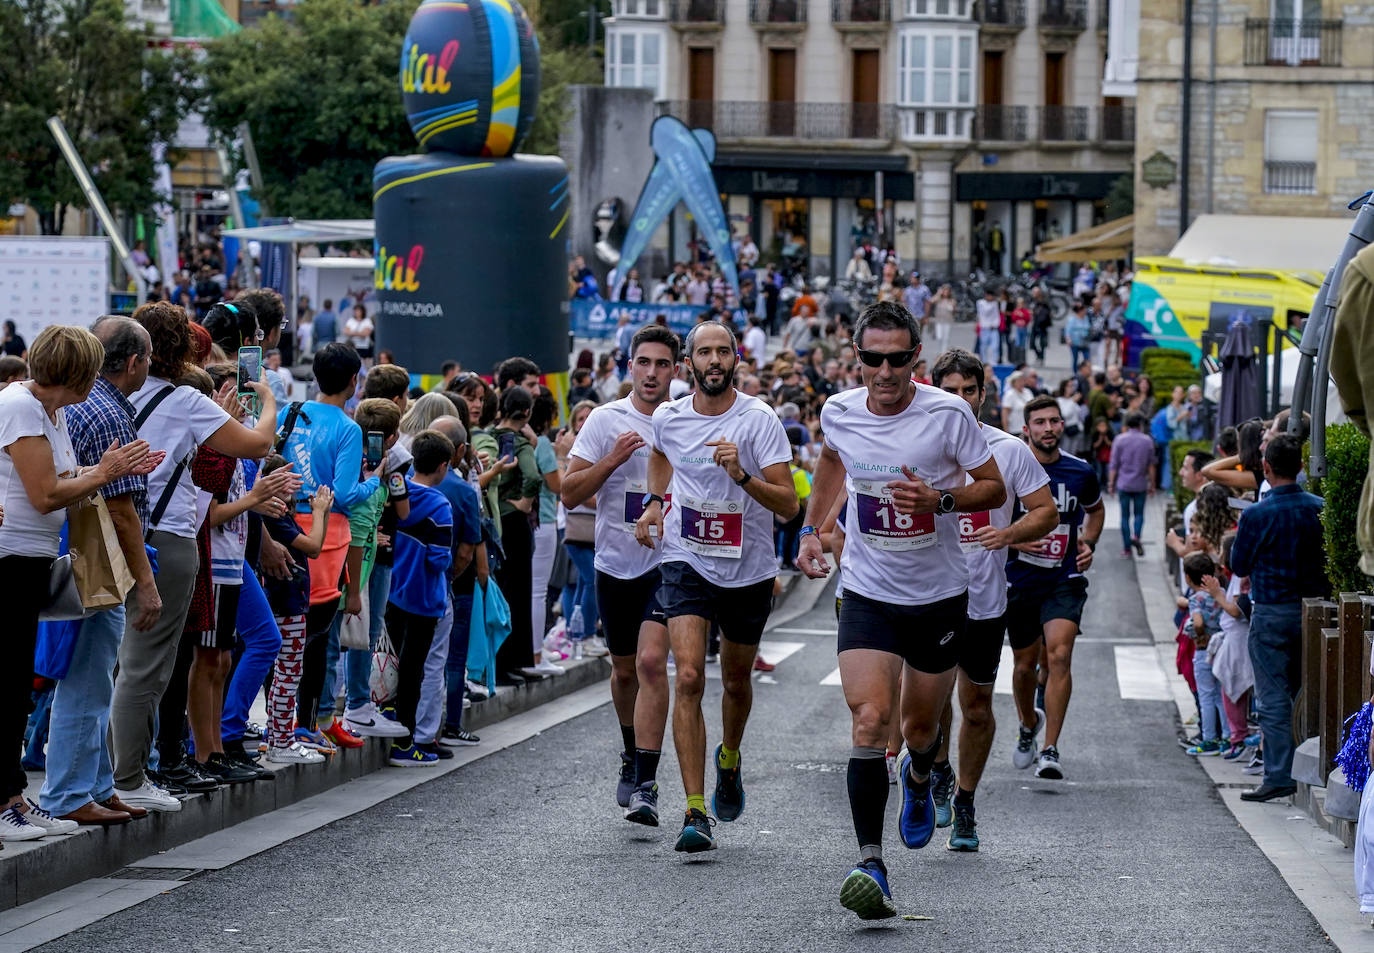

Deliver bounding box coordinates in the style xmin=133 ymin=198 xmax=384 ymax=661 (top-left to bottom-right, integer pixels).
xmin=907 ymin=735 xmax=941 ymax=780
xmin=848 ymin=748 xmax=889 ymax=853
xmin=954 ymin=787 xmax=975 ymax=808
xmin=633 ymin=748 xmax=661 ymax=786
xmin=932 ymin=758 xmax=952 ymax=777
xmin=620 ymin=723 xmax=635 ymax=759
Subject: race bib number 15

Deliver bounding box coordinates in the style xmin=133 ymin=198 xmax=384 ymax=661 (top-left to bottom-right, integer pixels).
xmin=678 ymin=495 xmax=743 ymax=559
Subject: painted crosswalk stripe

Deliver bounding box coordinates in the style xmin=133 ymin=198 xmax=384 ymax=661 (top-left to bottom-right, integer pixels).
xmin=994 ymin=645 xmax=1015 ymax=695
xmin=1114 ymin=645 xmax=1172 ymax=700
xmin=820 ymin=667 xmax=842 ymax=686
xmin=705 ymin=640 xmax=806 ymax=680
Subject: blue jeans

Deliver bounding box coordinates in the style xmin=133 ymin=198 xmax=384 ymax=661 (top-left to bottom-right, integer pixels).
xmin=221 ymin=568 xmax=281 ymax=743
xmin=561 ymin=542 xmax=598 ymax=638
xmin=23 ymin=689 xmax=53 ymax=771
xmin=1248 ymin=602 xmax=1303 ymax=788
xmin=977 ymin=327 xmax=1000 ymax=362
xmin=1071 ymin=345 xmax=1090 ymax=371
xmin=346 ymin=564 xmax=392 ymax=712
xmin=445 ymin=592 xmax=475 ymax=730
xmin=1118 ymin=490 xmax=1146 ymax=551
xmin=1192 ymin=648 xmax=1225 ymax=744
xmin=40 ymin=606 xmax=124 ymax=815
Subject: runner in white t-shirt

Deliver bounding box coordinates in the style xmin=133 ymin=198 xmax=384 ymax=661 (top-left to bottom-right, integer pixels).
xmin=795 ymin=302 xmax=1005 ymax=921
xmin=634 ymin=322 xmax=798 ymax=854
xmin=563 ymin=325 xmax=679 ymax=826
xmin=929 ymin=348 xmax=1057 ymax=852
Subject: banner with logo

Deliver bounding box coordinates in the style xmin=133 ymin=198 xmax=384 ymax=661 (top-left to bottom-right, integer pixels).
xmin=571 ymin=298 xmax=702 ymax=339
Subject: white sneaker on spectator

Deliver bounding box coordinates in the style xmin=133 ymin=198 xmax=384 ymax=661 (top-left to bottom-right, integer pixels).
xmin=266 ymin=742 xmax=327 ymax=765
xmin=344 ymin=702 xmax=409 ymax=738
xmin=463 ymin=695 xmax=472 ymax=709
xmin=581 ymin=636 xmax=610 ymax=658
xmin=0 ymin=805 xmax=47 ymax=841
xmin=466 ymin=679 xmax=491 ymax=700
xmin=23 ymin=800 xmax=78 ymax=835
xmin=113 ymin=780 xmax=181 ymax=813
xmin=521 ymin=659 xmax=566 ymax=677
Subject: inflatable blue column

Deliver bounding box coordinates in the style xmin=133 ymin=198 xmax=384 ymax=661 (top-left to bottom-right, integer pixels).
xmin=374 ymin=0 xmax=569 ymax=377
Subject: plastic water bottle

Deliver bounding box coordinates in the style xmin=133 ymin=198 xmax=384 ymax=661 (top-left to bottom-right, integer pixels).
xmin=570 ymin=605 xmax=586 ymax=661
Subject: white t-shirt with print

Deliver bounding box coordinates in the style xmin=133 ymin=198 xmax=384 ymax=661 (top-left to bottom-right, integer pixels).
xmin=964 ymin=426 xmax=1050 ymax=620
xmin=0 ymin=384 xmax=79 ymax=557
xmin=821 ymin=382 xmax=992 ymax=607
xmin=570 ymin=396 xmax=660 ymax=581
xmin=651 ymin=391 xmax=792 ymax=588
xmin=209 ymin=460 xmax=248 ymax=586
xmin=130 ymin=377 xmax=232 ymax=539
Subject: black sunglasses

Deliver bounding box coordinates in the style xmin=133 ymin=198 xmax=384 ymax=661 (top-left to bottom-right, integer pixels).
xmin=856 ymin=346 xmax=918 ymax=369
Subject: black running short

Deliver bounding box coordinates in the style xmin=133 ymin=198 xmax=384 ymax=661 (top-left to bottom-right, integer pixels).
xmin=659 ymin=561 xmax=773 ymax=647
xmin=202 ymin=583 xmax=242 ymax=651
xmin=1006 ymin=577 xmax=1089 ymax=651
xmin=837 ymin=591 xmax=969 ymax=675
xmin=595 ymin=569 xmax=666 ymax=657
xmin=960 ymin=614 xmax=1006 ymax=685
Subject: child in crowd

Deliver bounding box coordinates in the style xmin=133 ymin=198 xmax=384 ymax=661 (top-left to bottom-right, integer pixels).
xmin=1184 ymin=552 xmax=1228 ymax=756
xmin=385 ymin=430 xmax=455 ymax=767
xmin=259 ymin=455 xmax=333 ymax=764
xmin=1203 ymin=532 xmax=1255 ymax=760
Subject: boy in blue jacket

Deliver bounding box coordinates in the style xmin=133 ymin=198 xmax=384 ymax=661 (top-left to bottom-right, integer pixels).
xmin=386 ymin=430 xmax=455 ymax=767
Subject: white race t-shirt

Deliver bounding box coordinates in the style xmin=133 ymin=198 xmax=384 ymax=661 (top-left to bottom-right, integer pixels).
xmin=821 ymin=382 xmax=992 ymax=607
xmin=743 ymin=324 xmax=767 ymax=360
xmin=569 ymin=396 xmax=660 ymax=581
xmin=0 ymin=385 xmax=79 ymax=557
xmin=130 ymin=377 xmax=232 ymax=539
xmin=651 ymin=391 xmax=792 ymax=587
xmin=963 ymin=427 xmax=1050 ymax=620
xmin=1001 ymin=386 xmax=1032 ymax=434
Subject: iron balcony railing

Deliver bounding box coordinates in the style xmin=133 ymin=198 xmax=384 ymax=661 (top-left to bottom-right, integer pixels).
xmin=1040 ymin=104 xmax=1089 ymax=141
xmin=974 ymin=104 xmax=1030 ymax=141
xmin=1099 ymin=104 xmax=1135 ymax=142
xmin=1244 ymin=18 xmax=1342 ymax=67
xmin=1038 ymin=0 xmax=1086 ymax=30
xmin=660 ymin=101 xmax=896 ymax=139
xmin=668 ymin=0 xmax=725 ymax=24
xmin=977 ymin=0 xmax=1025 ymax=27
xmin=1264 ymin=160 xmax=1317 ymax=194
xmin=749 ymin=0 xmax=807 ymax=24
xmin=831 ymin=0 xmax=890 ymax=24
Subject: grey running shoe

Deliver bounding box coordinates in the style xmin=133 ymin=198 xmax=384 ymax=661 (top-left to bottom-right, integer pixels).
xmin=625 ymin=781 xmax=660 ymax=827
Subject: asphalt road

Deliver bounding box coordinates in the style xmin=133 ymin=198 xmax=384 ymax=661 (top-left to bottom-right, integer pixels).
xmin=39 ymin=547 xmax=1333 ymax=952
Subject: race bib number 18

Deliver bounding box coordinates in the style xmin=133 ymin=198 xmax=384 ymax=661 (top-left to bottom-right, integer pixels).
xmin=678 ymin=495 xmax=743 ymax=559
xmin=853 ymin=479 xmax=936 ymax=552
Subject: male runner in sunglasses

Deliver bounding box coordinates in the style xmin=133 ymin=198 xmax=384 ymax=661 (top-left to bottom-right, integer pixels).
xmin=796 ymin=301 xmax=1005 ymax=920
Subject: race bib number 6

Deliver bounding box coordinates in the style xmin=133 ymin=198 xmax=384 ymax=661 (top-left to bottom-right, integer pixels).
xmin=1020 ymin=523 xmax=1071 ymax=569
xmin=678 ymin=495 xmax=743 ymax=559
xmin=957 ymin=510 xmax=991 ymax=554
xmin=853 ymin=479 xmax=936 ymax=552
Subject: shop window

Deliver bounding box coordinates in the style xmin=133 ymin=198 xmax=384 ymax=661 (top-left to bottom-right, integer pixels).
xmin=605 ymin=29 xmax=662 ymax=97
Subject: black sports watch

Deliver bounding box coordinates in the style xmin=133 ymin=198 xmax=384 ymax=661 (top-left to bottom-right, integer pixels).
xmin=937 ymin=491 xmax=957 ymax=515
xmin=641 ymin=492 xmax=665 ymax=507
xmin=734 ymin=471 xmax=753 ymax=487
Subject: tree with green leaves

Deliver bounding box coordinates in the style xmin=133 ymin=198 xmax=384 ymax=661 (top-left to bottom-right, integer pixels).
xmin=203 ymin=0 xmax=602 ymax=219
xmin=0 ymin=0 xmax=201 ymax=234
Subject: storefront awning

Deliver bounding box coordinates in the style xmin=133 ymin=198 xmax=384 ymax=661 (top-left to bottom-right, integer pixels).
xmin=1168 ymin=214 xmax=1348 ymax=272
xmin=220 ymin=220 xmax=374 ymax=244
xmin=1035 ymin=214 xmax=1134 ymax=263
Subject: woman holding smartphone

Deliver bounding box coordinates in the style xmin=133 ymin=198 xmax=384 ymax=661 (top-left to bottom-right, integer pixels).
xmin=490 ymin=387 xmax=542 ymax=682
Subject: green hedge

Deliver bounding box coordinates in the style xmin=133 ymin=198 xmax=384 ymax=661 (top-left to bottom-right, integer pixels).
xmin=1170 ymin=440 xmax=1213 ymax=511
xmin=1140 ymin=347 xmax=1195 ymax=371
xmin=1321 ymin=422 xmax=1371 ymax=596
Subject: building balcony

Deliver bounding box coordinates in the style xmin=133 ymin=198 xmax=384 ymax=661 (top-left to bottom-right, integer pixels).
xmin=897 ymin=105 xmax=974 ymax=143
xmin=1038 ymin=0 xmax=1086 ymax=32
xmin=831 ymin=0 xmax=890 ymax=29
xmin=1099 ymin=104 xmax=1134 ymax=143
xmin=1264 ymin=160 xmax=1317 ymax=195
xmin=1244 ymin=18 xmax=1342 ymax=67
xmin=977 ymin=0 xmax=1025 ymax=30
xmin=668 ymin=0 xmax=724 ymax=29
xmin=1039 ymin=104 xmax=1089 ymax=141
xmin=897 ymin=0 xmax=973 ymax=19
xmin=974 ymin=104 xmax=1030 ymax=141
xmin=659 ymin=101 xmax=896 ymax=141
xmin=749 ymin=0 xmax=807 ymax=28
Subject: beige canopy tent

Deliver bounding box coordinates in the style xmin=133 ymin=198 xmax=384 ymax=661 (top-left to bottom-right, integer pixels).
xmin=1167 ymin=213 xmax=1348 ymax=272
xmin=1035 ymin=214 xmax=1134 ymax=263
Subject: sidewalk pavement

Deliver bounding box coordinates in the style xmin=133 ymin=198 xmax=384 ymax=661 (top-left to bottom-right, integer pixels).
xmin=1131 ymin=493 xmax=1372 ymax=949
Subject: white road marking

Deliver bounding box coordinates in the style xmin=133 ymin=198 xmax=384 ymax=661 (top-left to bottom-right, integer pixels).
xmin=1114 ymin=644 xmax=1173 ymax=700
xmin=820 ymin=667 xmax=843 ymax=686
xmin=705 ymin=640 xmax=806 ymax=680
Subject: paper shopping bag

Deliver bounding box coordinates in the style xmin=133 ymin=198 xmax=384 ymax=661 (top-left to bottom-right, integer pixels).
xmin=69 ymin=493 xmax=135 ymax=610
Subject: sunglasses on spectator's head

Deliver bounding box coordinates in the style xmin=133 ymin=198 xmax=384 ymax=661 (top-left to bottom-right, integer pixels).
xmin=856 ymin=346 xmax=918 ymax=369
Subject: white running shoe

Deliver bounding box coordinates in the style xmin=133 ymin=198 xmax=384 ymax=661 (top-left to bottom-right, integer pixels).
xmin=266 ymin=742 xmax=327 ymax=764
xmin=581 ymin=636 xmax=610 ymax=658
xmin=113 ymin=780 xmax=182 ymax=813
xmin=521 ymin=659 xmax=566 ymax=678
xmin=0 ymin=805 xmax=47 ymax=841
xmin=23 ymin=800 xmax=78 ymax=835
xmin=1012 ymin=708 xmax=1046 ymax=770
xmin=344 ymin=703 xmax=409 ymax=738
xmin=465 ymin=679 xmax=491 ymax=700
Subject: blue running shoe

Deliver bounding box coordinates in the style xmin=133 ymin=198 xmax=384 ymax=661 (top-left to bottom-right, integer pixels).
xmin=947 ymin=803 xmax=979 ymax=852
xmin=712 ymin=744 xmax=745 ymax=822
xmin=674 ymin=808 xmax=716 ymax=853
xmin=931 ymin=764 xmax=954 ymax=829
xmin=840 ymin=859 xmax=896 ymax=920
xmin=896 ymin=748 xmax=935 ymax=849
xmin=388 ymin=743 xmax=439 ymax=767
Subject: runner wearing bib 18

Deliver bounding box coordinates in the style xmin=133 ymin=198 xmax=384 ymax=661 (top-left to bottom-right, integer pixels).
xmin=562 ymin=325 xmax=680 ymax=827
xmin=633 ymin=322 xmax=798 ymax=855
xmin=929 ymin=349 xmax=1058 ymax=852
xmin=795 ymin=302 xmax=1006 ymax=921
xmin=1005 ymin=394 xmax=1104 ymax=781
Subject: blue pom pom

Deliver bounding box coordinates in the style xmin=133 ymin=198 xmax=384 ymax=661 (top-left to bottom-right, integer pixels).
xmin=1335 ymin=701 xmax=1373 ymax=794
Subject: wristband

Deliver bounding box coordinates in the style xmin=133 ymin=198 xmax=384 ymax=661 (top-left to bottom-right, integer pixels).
xmin=1082 ymin=538 xmax=1097 ymax=552
xmin=797 ymin=525 xmax=819 ymax=540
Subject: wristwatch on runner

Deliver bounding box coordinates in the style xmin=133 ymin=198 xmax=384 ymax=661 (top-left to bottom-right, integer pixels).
xmin=641 ymin=492 xmax=665 ymax=508
xmin=937 ymin=491 xmax=956 ymax=514
xmin=734 ymin=471 xmax=753 ymax=487
xmin=1082 ymin=537 xmax=1097 ymax=551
